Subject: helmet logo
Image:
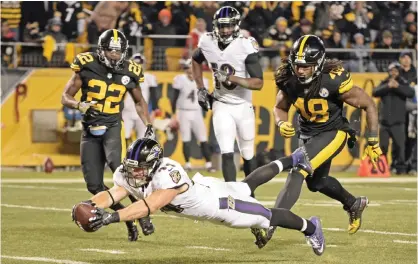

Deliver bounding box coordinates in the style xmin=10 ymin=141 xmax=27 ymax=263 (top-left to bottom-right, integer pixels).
xmin=109 ymin=37 xmax=122 ymax=50
xmin=251 ymin=38 xmax=259 ymax=51
xmin=169 ymin=170 xmax=181 ymax=184
xmin=146 ymin=145 xmax=162 ymax=162
xmin=122 ymin=75 xmax=130 ymax=85
xmin=319 ymin=88 xmax=329 ymax=98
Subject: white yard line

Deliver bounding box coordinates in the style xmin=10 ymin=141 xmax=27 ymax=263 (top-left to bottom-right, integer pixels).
xmin=79 ymin=249 xmax=125 ymax=254
xmin=0 ymin=185 xmax=86 ymax=192
xmin=2 ymin=203 xmax=416 ymax=238
xmin=393 ymin=240 xmax=418 ymax=244
xmin=324 ymin=228 xmax=417 ymax=237
xmin=2 ymin=177 xmax=417 ymax=184
xmin=0 ymin=255 xmax=91 ymax=264
xmin=186 ymin=246 xmax=231 ymax=251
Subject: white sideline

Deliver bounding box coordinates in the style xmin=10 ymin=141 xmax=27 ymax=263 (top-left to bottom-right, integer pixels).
xmin=393 ymin=240 xmax=418 ymax=244
xmin=80 ymin=249 xmax=125 ymax=254
xmin=186 ymin=246 xmax=231 ymax=251
xmin=0 ymin=255 xmax=91 ymax=264
xmin=1 ymin=177 xmax=417 ymax=184
xmin=2 ymin=203 xmax=416 ymax=238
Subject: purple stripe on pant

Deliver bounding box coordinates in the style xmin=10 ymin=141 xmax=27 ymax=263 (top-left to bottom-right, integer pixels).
xmin=219 ymin=197 xmax=272 ymax=220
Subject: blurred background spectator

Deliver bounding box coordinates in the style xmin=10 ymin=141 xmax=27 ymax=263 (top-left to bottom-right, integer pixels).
xmin=373 ymin=62 xmax=415 ymax=174
xmin=0 ymin=0 xmax=415 ymax=72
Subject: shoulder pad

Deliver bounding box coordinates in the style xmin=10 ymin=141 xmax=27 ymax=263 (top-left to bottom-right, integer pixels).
xmin=70 ymin=52 xmax=96 ymax=72
xmin=242 ymin=36 xmax=259 ymax=54
xmin=124 ymin=60 xmax=145 ymax=83
xmin=322 ymin=67 xmax=353 ymax=94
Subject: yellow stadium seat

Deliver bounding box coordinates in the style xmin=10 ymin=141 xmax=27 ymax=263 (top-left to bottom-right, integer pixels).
xmin=165 ymin=47 xmax=183 ymax=71
xmin=143 ymin=37 xmax=153 ymax=70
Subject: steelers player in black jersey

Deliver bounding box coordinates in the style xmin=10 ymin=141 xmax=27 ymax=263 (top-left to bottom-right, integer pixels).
xmin=61 ymin=29 xmax=155 ymax=241
xmin=263 ymin=35 xmax=383 ymax=244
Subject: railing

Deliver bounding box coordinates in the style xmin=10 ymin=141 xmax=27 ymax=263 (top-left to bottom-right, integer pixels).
xmin=2 ymin=35 xmax=416 ymax=73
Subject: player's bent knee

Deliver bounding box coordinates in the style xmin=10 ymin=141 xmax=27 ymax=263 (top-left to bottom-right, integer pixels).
xmin=222 ymin=152 xmax=234 ymax=161
xmin=305 ymin=176 xmax=327 ymax=192
xmin=240 ymin=148 xmax=254 ymax=161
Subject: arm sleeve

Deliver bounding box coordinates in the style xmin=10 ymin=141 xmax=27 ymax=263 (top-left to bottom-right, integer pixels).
xmin=245 ymin=53 xmax=263 ymax=79
xmin=192 ymin=48 xmax=206 ymax=64
xmin=172 ymin=89 xmax=180 ymax=114
xmin=149 ymin=88 xmax=158 ymax=111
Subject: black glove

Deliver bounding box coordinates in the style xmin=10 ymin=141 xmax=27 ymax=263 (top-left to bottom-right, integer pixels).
xmin=144 ymin=124 xmax=155 ymax=139
xmin=88 ymin=208 xmax=120 ymax=231
xmin=71 ymin=200 xmax=95 ymax=222
xmin=197 ymin=88 xmax=213 ymax=111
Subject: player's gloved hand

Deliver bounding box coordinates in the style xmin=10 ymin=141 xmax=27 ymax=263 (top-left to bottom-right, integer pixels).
xmin=213 ymin=69 xmax=229 ymax=83
xmin=362 ymin=136 xmax=383 ymax=169
xmin=144 ymin=124 xmax=155 ymax=139
xmin=197 ymin=88 xmax=213 ymax=111
xmin=88 ymin=208 xmax=120 ymax=230
xmin=277 ymin=121 xmax=295 ymax=138
xmin=77 ymin=101 xmax=97 ymax=114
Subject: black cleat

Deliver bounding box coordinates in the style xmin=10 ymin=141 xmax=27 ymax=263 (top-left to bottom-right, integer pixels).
xmin=251 ymin=227 xmax=271 ymax=249
xmin=127 ymin=223 xmax=139 ymax=242
xmin=344 ymin=196 xmax=369 ymax=235
xmin=139 ymin=216 xmax=155 ymax=236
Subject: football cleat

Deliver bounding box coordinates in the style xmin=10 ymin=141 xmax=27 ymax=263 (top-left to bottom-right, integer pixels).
xmin=251 ymin=227 xmax=271 ymax=249
xmin=127 ymin=223 xmax=139 ymax=242
xmin=305 ymin=216 xmax=325 ymax=256
xmin=292 ymin=147 xmax=313 ymax=175
xmin=344 ymin=196 xmax=369 ymax=234
xmin=138 ymin=216 xmax=155 ymax=236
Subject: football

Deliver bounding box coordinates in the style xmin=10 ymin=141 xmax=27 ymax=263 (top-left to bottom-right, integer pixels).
xmin=73 ymin=202 xmax=96 ymax=232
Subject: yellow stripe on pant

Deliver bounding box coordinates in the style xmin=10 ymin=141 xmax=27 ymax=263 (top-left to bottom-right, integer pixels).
xmin=300 ymin=130 xmax=348 ymax=177
xmin=120 ymin=121 xmax=126 ymax=162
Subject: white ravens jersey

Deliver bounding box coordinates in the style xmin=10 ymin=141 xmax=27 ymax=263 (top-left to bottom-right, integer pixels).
xmin=198 ymin=33 xmax=259 ymax=104
xmin=172 ymin=74 xmax=209 ymax=110
xmin=123 ymin=72 xmax=157 ymax=114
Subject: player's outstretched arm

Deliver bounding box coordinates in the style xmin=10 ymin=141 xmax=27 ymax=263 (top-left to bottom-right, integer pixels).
xmin=89 ymin=189 xmax=180 ymax=229
xmin=91 ymin=185 xmax=129 ymax=209
xmin=61 ymin=73 xmax=82 ymax=109
xmin=273 ymin=90 xmax=295 ymax=138
xmin=118 ymin=189 xmax=179 ymax=221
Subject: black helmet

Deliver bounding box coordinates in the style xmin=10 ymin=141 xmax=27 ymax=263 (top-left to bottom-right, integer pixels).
xmin=123 ymin=138 xmax=163 ymax=188
xmin=213 ymin=6 xmax=241 ymax=45
xmin=289 ymin=35 xmax=326 ymax=84
xmin=97 ymin=29 xmax=129 ymax=69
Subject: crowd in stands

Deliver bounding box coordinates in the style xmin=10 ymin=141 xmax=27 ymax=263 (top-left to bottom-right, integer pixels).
xmin=1 ymin=1 xmax=417 ymax=71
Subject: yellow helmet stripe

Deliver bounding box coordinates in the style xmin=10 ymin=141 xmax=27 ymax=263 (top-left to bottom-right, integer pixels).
xmin=297 ymin=35 xmax=310 ymax=60
xmin=113 ymin=29 xmax=118 ymax=42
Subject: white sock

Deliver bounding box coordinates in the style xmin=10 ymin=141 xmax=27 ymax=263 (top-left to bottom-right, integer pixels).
xmin=272 ymin=160 xmax=284 ymax=173
xmin=300 ymin=218 xmax=307 ymax=232
xmin=205 ymin=162 xmax=212 ymax=168
xmin=185 ymin=162 xmax=191 ymax=168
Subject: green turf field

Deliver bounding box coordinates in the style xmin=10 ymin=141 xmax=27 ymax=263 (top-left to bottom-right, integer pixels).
xmin=1 ymin=170 xmax=417 ymax=264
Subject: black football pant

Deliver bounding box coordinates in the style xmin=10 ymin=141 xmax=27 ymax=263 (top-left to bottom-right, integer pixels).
xmin=274 ymin=130 xmax=356 ymax=210
xmin=380 ymin=124 xmax=407 ymax=174
xmin=81 ymin=122 xmax=126 ymax=194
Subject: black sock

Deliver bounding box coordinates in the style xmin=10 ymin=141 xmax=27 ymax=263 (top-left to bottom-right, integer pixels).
xmin=274 ymin=170 xmax=304 ymax=209
xmin=201 ymin=141 xmax=212 ymax=161
xmin=243 ymin=162 xmax=282 ymax=194
xmin=183 ymin=142 xmax=191 ymax=162
xmin=269 ymin=208 xmax=316 ymax=236
xmin=318 ymin=176 xmax=357 ymax=208
xmin=243 ymin=157 xmax=256 ymax=176
xmin=222 ymin=153 xmax=236 ymax=182
xmin=280 ymin=156 xmax=293 ymax=170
